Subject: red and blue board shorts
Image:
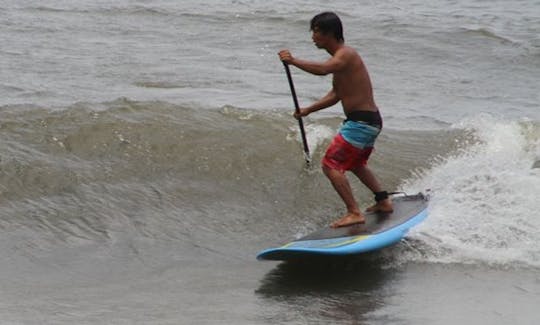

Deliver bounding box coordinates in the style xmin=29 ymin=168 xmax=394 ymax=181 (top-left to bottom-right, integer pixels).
xmin=322 ymin=120 xmax=380 ymax=173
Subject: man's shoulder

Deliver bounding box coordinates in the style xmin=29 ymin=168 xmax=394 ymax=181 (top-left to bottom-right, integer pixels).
xmin=336 ymin=45 xmax=360 ymax=59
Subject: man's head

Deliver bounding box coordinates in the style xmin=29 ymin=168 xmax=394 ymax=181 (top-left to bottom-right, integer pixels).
xmin=310 ymin=12 xmax=344 ymax=48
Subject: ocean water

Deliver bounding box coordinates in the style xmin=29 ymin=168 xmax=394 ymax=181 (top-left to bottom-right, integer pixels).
xmin=1 ymin=1 xmax=539 ymax=324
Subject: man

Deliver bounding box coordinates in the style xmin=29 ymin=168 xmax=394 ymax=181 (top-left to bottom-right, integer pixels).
xmin=279 ymin=12 xmax=393 ymax=228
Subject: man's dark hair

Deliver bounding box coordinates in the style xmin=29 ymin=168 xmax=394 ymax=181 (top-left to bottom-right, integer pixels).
xmin=310 ymin=12 xmax=344 ymax=42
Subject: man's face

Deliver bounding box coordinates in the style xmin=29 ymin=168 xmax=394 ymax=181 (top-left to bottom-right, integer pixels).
xmin=311 ymin=27 xmax=329 ymax=49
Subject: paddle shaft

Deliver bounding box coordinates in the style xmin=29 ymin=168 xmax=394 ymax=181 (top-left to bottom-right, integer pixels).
xmin=282 ymin=62 xmax=310 ymax=162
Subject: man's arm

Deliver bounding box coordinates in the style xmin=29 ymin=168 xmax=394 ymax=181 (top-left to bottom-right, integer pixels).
xmin=294 ymin=89 xmax=339 ymax=118
xmin=279 ymin=49 xmax=348 ymax=76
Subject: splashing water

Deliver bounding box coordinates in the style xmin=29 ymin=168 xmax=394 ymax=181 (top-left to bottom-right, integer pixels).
xmin=287 ymin=121 xmax=335 ymax=158
xmin=403 ymin=114 xmax=540 ymax=268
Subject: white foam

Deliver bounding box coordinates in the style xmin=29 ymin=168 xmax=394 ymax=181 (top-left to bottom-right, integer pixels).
xmin=402 ymin=114 xmax=540 ymax=268
xmin=287 ymin=122 xmax=335 ymax=157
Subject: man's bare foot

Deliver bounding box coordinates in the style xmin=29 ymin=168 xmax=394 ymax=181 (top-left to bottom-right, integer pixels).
xmin=366 ymin=198 xmax=394 ymax=213
xmin=330 ymin=212 xmax=366 ymax=228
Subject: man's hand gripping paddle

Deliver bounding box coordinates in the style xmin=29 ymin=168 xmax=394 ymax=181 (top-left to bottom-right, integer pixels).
xmin=282 ymin=62 xmax=311 ymax=165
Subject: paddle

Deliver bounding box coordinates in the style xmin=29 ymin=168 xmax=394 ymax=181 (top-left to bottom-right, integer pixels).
xmin=282 ymin=62 xmax=311 ymax=164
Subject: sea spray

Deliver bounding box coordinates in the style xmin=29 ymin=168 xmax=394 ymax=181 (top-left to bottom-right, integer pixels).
xmin=402 ymin=114 xmax=540 ymax=268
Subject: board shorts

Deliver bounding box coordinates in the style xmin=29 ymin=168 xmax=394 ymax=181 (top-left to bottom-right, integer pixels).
xmin=322 ymin=120 xmax=381 ymax=173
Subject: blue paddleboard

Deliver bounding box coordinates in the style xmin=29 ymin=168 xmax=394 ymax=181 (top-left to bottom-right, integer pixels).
xmin=257 ymin=193 xmax=428 ymax=260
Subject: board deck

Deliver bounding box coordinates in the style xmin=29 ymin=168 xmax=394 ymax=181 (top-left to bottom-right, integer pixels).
xmin=257 ymin=193 xmax=428 ymax=260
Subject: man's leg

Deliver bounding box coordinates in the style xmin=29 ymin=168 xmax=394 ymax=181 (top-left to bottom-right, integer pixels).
xmin=352 ymin=165 xmax=393 ymax=213
xmin=322 ymin=165 xmax=366 ymax=227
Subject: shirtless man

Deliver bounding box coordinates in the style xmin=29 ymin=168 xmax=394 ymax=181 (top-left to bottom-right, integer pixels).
xmin=279 ymin=12 xmax=393 ymax=228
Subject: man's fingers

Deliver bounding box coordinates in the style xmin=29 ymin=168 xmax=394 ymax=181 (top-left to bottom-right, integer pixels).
xmin=278 ymin=49 xmax=292 ymax=62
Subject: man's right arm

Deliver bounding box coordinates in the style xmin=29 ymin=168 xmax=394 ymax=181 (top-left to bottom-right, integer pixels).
xmin=279 ymin=49 xmax=348 ymax=76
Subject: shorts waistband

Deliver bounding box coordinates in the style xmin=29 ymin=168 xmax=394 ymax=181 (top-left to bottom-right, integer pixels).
xmin=345 ymin=110 xmax=382 ymax=128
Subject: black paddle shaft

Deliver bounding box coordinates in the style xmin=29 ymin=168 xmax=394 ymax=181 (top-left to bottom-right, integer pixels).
xmin=282 ymin=62 xmax=310 ymax=162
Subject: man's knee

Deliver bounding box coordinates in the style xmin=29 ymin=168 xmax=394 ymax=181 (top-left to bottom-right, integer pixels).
xmin=322 ymin=164 xmax=331 ymax=176
xmin=322 ymin=164 xmax=346 ymax=177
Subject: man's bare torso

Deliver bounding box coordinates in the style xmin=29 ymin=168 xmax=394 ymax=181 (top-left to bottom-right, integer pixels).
xmin=332 ymin=46 xmax=377 ymax=115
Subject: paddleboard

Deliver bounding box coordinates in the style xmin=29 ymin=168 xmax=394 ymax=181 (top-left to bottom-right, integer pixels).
xmin=257 ymin=192 xmax=428 ymax=260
